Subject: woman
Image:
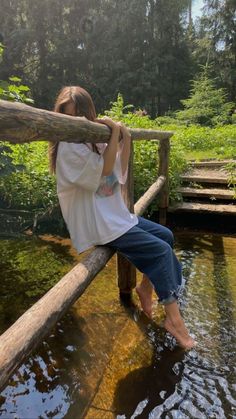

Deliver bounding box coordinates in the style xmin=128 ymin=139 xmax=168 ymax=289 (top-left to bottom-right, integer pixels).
xmin=49 ymin=86 xmax=196 ymax=350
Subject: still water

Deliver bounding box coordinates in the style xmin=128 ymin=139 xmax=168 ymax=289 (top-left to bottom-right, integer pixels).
xmin=0 ymin=231 xmax=235 ymax=419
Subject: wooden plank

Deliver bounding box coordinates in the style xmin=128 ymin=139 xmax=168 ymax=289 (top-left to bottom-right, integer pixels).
xmin=190 ymin=160 xmax=235 ymax=168
xmin=179 ymin=187 xmax=235 ymax=200
xmin=181 ymin=175 xmax=228 ymax=184
xmin=169 ymin=202 xmax=236 ymax=214
xmin=0 ymin=99 xmax=173 ymax=144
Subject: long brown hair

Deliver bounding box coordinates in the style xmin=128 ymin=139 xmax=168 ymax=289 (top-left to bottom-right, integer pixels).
xmin=48 ymin=86 xmax=98 ymax=174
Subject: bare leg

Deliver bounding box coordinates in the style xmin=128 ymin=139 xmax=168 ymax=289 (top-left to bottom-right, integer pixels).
xmin=135 ymin=274 xmax=154 ymax=319
xmin=164 ymin=301 xmax=197 ymax=350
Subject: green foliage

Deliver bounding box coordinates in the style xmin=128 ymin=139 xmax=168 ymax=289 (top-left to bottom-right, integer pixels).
xmin=225 ymin=162 xmax=236 ymax=199
xmin=196 ymin=0 xmax=236 ymax=104
xmin=173 ymin=125 xmax=236 ymax=159
xmin=155 ymin=115 xmax=184 ymax=127
xmin=232 ymin=113 xmax=236 ymax=125
xmin=0 ymin=142 xmax=57 ymax=209
xmin=0 ymin=42 xmax=34 ymax=178
xmin=176 ymin=67 xmax=234 ymax=126
xmin=0 ymin=76 xmax=34 ymax=104
xmin=0 ymin=45 xmax=33 ymax=103
xmin=0 ymin=42 xmax=56 ymax=210
xmin=0 ymin=144 xmax=24 ymax=177
xmin=104 ymin=94 xmax=134 ymax=120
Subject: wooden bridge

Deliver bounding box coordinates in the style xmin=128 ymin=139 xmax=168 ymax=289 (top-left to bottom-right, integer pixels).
xmin=0 ymin=99 xmax=171 ymax=391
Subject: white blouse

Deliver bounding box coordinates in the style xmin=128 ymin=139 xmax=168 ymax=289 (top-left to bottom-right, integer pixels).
xmin=56 ymin=141 xmax=138 ymax=253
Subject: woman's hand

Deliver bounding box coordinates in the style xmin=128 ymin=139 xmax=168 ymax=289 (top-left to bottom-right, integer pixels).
xmin=95 ymin=117 xmax=121 ymax=176
xmin=95 ymin=116 xmax=120 ymax=133
xmin=116 ymin=121 xmax=131 ymax=140
xmin=115 ymin=122 xmax=132 ymax=177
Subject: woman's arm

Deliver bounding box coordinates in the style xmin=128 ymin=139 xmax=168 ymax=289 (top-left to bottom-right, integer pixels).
xmin=95 ymin=117 xmax=121 ymax=176
xmin=117 ymin=122 xmax=132 ymax=176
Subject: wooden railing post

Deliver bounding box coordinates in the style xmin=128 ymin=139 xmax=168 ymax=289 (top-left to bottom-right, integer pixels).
xmin=158 ymin=137 xmax=170 ymax=225
xmin=117 ymin=141 xmax=136 ymax=297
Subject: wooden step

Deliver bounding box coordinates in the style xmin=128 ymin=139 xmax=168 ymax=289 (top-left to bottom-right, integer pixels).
xmin=181 ymin=174 xmax=228 ymax=184
xmin=189 ymin=159 xmax=235 ymax=168
xmin=179 ymin=187 xmax=235 ymax=200
xmin=168 ymin=202 xmax=236 ymax=215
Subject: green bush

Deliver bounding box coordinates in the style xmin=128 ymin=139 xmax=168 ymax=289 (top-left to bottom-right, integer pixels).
xmin=0 ymin=44 xmax=57 ymax=211
xmin=232 ymin=113 xmax=236 ymax=125
xmin=0 ymin=142 xmax=57 ymax=209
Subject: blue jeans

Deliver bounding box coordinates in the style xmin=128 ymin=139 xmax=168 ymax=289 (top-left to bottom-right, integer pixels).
xmin=106 ymin=216 xmax=183 ymax=305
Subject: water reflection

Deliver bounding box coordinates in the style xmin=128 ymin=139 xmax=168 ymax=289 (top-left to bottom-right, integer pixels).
xmin=0 ymin=232 xmax=235 ymax=418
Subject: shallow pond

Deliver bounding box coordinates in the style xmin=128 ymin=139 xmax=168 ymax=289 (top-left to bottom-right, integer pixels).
xmin=0 ymin=230 xmax=236 ymax=418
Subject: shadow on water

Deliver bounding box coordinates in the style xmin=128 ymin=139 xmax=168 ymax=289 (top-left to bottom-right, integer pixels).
xmin=112 ymin=308 xmax=187 ymax=418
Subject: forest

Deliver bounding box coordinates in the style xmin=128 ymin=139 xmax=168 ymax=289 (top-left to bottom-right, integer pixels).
xmin=0 ymin=0 xmax=235 ymax=115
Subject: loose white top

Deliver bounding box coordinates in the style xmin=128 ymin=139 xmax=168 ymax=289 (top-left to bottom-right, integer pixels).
xmin=56 ymin=142 xmax=138 ymax=253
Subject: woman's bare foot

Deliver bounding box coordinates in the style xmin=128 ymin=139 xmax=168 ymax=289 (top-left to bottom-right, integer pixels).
xmin=135 ymin=278 xmax=153 ymax=319
xmin=164 ymin=302 xmax=197 ymax=350
xmin=164 ymin=317 xmax=197 ymax=350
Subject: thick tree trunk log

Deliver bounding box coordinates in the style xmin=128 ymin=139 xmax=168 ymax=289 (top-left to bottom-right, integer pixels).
xmin=0 ymin=100 xmax=173 ymax=144
xmin=0 ymin=175 xmax=165 ymax=392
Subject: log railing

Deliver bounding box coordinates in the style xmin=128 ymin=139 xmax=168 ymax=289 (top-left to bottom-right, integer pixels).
xmin=0 ymin=99 xmax=173 ymax=391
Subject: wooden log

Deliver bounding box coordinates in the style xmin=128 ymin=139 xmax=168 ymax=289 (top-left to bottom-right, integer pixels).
xmin=0 ymin=100 xmax=173 ymax=144
xmin=0 ymin=175 xmax=164 ymax=391
xmin=179 ymin=187 xmax=235 ymax=200
xmin=158 ymin=138 xmax=170 ymax=225
xmin=117 ymin=142 xmax=136 ymax=295
xmin=181 ymin=174 xmax=228 ymax=184
xmin=168 ymin=202 xmax=236 ymax=214
xmin=134 ymin=175 xmax=166 ymax=214
xmin=190 ymin=159 xmax=236 ymax=168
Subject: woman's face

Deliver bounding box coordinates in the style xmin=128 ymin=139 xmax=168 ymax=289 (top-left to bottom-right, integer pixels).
xmin=64 ymin=101 xmax=77 ymax=116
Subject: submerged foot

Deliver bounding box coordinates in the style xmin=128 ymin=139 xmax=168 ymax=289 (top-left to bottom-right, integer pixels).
xmin=164 ymin=317 xmax=197 ymax=350
xmin=135 ymin=285 xmax=153 ymax=319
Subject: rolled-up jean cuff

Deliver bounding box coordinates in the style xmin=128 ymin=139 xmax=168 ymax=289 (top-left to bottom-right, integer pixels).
xmin=160 ymin=295 xmax=177 ymax=305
